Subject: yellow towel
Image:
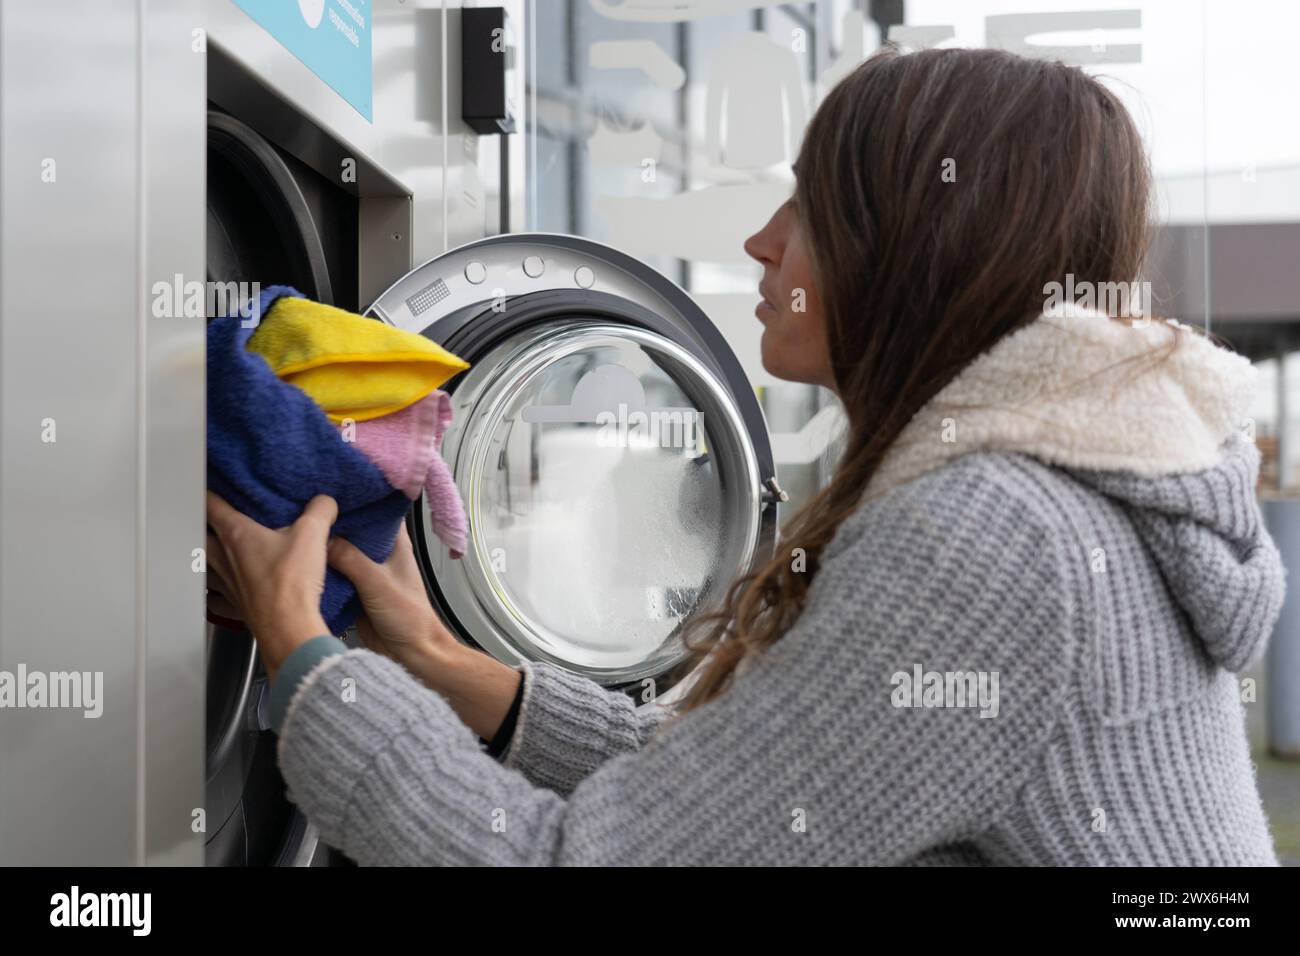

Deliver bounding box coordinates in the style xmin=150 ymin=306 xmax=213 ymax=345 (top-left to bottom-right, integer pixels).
xmin=247 ymin=296 xmax=470 ymax=423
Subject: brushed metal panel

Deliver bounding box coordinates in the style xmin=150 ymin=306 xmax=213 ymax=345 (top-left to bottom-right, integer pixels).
xmin=0 ymin=0 xmax=143 ymax=864
xmin=141 ymin=0 xmax=205 ymax=866
xmin=200 ymin=0 xmax=479 ymax=264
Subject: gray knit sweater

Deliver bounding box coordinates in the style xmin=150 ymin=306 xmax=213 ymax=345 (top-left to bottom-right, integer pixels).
xmin=276 ymin=425 xmax=1283 ymax=865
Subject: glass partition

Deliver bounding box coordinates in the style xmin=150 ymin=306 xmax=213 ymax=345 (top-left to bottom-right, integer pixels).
xmin=503 ymin=0 xmax=1226 ymax=518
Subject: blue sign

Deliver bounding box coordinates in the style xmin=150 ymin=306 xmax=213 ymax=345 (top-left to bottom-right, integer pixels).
xmin=232 ymin=0 xmax=373 ymax=121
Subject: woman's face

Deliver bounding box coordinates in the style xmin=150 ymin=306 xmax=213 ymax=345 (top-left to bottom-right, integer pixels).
xmin=743 ymin=197 xmax=834 ymax=391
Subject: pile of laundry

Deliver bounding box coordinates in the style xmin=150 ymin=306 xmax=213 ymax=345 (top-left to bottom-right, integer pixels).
xmin=207 ymin=285 xmax=470 ymax=634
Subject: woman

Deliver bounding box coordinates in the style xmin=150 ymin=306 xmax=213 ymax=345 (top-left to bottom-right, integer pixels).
xmin=206 ymin=47 xmax=1283 ymax=865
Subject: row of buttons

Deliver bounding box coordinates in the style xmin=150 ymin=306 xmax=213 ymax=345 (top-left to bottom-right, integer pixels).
xmin=463 ymin=257 xmax=596 ymax=289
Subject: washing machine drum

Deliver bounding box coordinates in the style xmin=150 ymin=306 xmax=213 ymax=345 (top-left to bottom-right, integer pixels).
xmin=369 ymin=235 xmax=779 ymax=695
xmin=205 ymin=109 xmax=334 ymax=867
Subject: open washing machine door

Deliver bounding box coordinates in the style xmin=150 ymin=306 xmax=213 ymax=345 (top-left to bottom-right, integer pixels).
xmin=368 ymin=235 xmax=781 ymax=697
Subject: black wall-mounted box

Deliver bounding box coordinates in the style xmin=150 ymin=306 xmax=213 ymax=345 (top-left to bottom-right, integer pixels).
xmin=462 ymin=7 xmax=517 ymax=135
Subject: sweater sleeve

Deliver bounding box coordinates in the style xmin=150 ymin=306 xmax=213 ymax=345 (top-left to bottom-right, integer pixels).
xmin=482 ymin=671 xmax=526 ymax=758
xmin=274 ymin=461 xmax=1083 ymax=865
xmin=498 ymin=660 xmax=670 ymax=795
xmin=269 ymin=635 xmax=347 ymax=733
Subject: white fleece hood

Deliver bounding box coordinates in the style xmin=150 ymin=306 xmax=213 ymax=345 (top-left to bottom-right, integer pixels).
xmin=865 ymin=302 xmax=1282 ymax=672
xmin=868 ymin=302 xmax=1259 ymax=494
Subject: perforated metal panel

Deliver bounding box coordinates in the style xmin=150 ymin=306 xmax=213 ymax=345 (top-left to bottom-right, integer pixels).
xmin=406 ymin=277 xmax=452 ymax=316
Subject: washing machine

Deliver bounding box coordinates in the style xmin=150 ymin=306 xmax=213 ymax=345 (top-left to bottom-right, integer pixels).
xmin=199 ymin=75 xmax=780 ymax=868
xmin=203 ymin=138 xmax=782 ymax=863
xmin=201 ymin=115 xmax=783 ymax=865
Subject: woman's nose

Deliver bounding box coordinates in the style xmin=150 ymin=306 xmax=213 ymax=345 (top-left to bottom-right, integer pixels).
xmin=744 ymin=224 xmax=775 ymax=266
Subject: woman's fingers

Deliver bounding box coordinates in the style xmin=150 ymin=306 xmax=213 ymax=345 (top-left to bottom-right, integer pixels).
xmin=205 ymin=540 xmax=247 ymax=628
xmin=297 ymin=495 xmax=339 ymax=540
xmin=206 ymin=531 xmax=230 ymax=580
xmin=327 ymin=522 xmax=424 ymax=595
xmin=388 ymin=523 xmax=431 ymax=587
xmin=327 ymin=535 xmax=381 ymax=589
xmin=392 ymin=521 xmax=415 ymax=556
xmin=205 ymin=532 xmax=239 ymax=601
xmin=354 ymin=614 xmax=381 ymax=652
xmin=207 ymin=592 xmax=244 ymax=622
xmin=206 ymin=569 xmax=233 ymax=601
xmin=205 ymin=539 xmax=245 ymax=622
xmin=205 ymin=490 xmax=249 ymax=542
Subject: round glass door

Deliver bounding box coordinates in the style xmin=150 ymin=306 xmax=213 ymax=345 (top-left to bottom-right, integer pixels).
xmin=427 ymin=319 xmax=763 ymax=688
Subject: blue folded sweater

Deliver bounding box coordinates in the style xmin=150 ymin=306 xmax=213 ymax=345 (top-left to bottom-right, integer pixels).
xmin=207 ymin=285 xmax=414 ymax=635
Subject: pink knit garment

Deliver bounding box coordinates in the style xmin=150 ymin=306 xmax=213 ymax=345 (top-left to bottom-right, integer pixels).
xmin=338 ymin=390 xmax=468 ymax=559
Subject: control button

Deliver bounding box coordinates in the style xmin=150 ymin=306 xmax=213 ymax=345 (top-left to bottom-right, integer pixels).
xmin=522 ymin=255 xmax=545 ymax=278
xmin=464 ymin=260 xmax=487 ymax=284
xmin=574 ymin=265 xmax=595 ymax=288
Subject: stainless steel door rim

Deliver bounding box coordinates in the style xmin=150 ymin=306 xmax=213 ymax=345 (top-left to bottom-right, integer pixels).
xmin=368 ymin=233 xmax=780 ymax=697
xmin=430 ymin=320 xmax=763 ymax=687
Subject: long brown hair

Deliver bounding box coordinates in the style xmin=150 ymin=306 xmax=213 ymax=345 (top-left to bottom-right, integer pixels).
xmin=675 ymin=46 xmax=1154 ymax=711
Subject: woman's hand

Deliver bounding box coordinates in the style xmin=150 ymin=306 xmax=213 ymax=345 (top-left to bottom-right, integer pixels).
xmin=206 ymin=491 xmax=336 ymax=681
xmin=325 ymin=523 xmax=457 ymax=667
xmin=330 ymin=522 xmax=522 ymax=738
xmin=205 ymin=568 xmax=248 ymax=629
xmin=327 ymin=525 xmax=523 ymax=741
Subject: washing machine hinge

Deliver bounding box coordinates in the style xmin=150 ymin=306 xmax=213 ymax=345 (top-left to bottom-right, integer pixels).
xmin=762 ymin=476 xmax=789 ymax=504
